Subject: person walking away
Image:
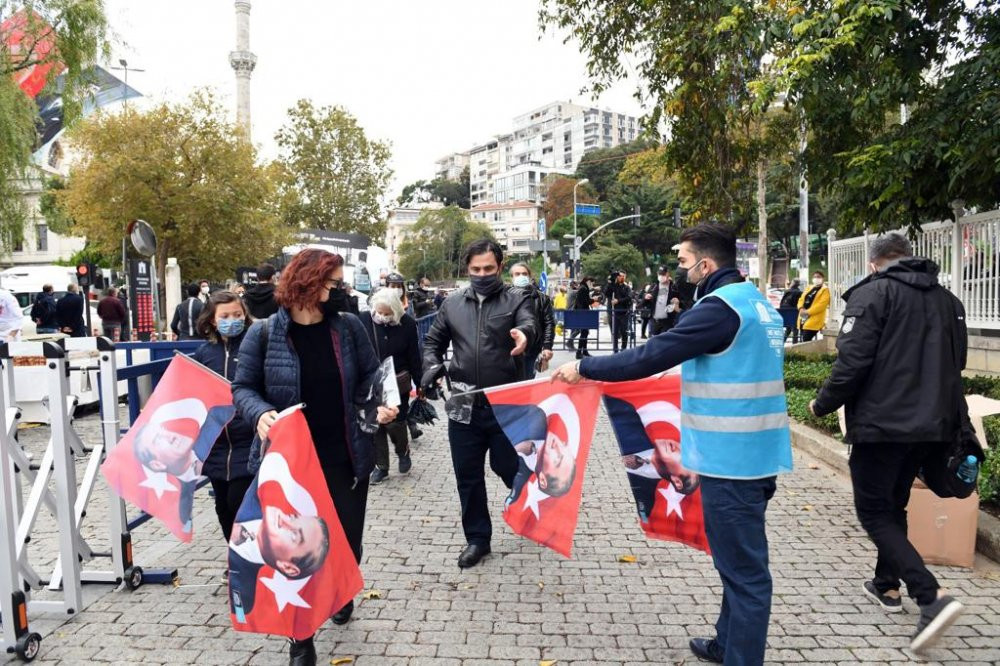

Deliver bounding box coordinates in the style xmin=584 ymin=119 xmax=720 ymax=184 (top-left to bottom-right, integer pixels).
xmin=360 ymin=288 xmax=422 ymax=483
xmin=97 ymin=287 xmax=127 ymax=341
xmin=117 ymin=287 xmax=131 ymax=341
xmin=808 ymin=233 xmax=966 ymax=654
xmin=192 ymin=292 xmax=254 ymax=575
xmin=797 ymin=271 xmax=829 ymax=342
xmin=244 ymin=263 xmax=279 ymax=320
xmin=232 ymin=249 xmax=397 ymax=665
xmin=30 ymin=285 xmax=59 ymax=334
xmin=171 ymin=284 xmax=205 ymax=341
xmin=572 ymin=277 xmax=596 ymax=359
xmin=552 ymin=285 xmax=568 ymax=312
xmin=780 ymin=279 xmax=803 ymax=342
xmin=421 ymin=239 xmax=535 ymax=569
xmin=509 ymin=262 xmax=554 ymax=378
xmin=639 ymin=282 xmax=655 ymax=338
xmin=552 ymin=223 xmax=792 ymax=666
xmin=607 ymin=270 xmax=633 ymax=352
xmin=56 ymin=283 xmax=86 ymax=337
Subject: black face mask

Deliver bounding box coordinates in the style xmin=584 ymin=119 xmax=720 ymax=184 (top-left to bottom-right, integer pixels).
xmin=470 ymin=273 xmax=503 ymax=296
xmin=323 ymin=287 xmax=349 ymax=315
xmin=675 ymin=260 xmax=704 ymax=287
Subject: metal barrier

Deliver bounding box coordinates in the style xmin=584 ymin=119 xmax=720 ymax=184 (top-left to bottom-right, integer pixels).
xmin=415 ymin=313 xmax=435 ymax=350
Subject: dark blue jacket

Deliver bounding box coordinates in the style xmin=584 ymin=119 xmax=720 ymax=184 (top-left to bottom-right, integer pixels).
xmin=193 ymin=330 xmax=254 ymax=480
xmin=231 ymin=308 xmax=380 ymax=481
xmin=580 ymin=268 xmax=743 ymax=381
xmin=31 ymin=292 xmax=58 ymax=330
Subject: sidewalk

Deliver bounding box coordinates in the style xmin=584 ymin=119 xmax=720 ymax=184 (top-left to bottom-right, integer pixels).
xmin=13 ymin=350 xmax=1000 ymax=665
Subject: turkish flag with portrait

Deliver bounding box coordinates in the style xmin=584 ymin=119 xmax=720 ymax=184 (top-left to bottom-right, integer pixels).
xmin=486 ymin=378 xmax=602 ymax=557
xmin=602 ymin=373 xmax=710 ymax=554
xmin=100 ymin=354 xmax=235 ymax=542
xmin=227 ymin=406 xmax=362 ymax=639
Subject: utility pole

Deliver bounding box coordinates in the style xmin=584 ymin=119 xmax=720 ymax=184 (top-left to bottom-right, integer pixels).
xmin=109 ymin=58 xmax=144 ymax=110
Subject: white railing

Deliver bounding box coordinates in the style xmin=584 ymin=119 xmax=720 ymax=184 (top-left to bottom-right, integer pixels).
xmin=827 ymin=207 xmax=1000 ymax=330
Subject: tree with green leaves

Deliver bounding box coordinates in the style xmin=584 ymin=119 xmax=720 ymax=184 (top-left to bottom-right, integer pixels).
xmin=397 ymin=166 xmax=470 ymax=209
xmin=0 ymin=0 xmax=109 ymax=249
xmin=574 ymin=138 xmax=658 ymax=200
xmin=56 ymin=91 xmax=292 ymax=295
xmin=580 ymin=237 xmax=644 ymax=285
xmin=396 ymin=205 xmax=495 ymax=280
xmin=275 ymin=99 xmax=393 ymax=240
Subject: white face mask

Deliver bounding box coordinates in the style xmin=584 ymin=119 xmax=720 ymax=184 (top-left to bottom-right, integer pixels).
xmin=201 ymin=285 xmax=210 ymax=294
xmin=372 ymin=311 xmax=394 ymax=326
xmin=658 ymin=275 xmax=669 ymax=284
xmin=512 ymin=275 xmax=530 ymax=288
xmin=812 ymin=278 xmax=823 ymax=286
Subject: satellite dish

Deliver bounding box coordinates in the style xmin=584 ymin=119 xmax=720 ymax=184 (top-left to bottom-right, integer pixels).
xmin=127 ymin=219 xmax=157 ymax=256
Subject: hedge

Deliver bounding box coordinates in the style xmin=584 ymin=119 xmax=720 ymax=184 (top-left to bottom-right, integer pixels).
xmin=784 ymin=354 xmax=1000 ymax=502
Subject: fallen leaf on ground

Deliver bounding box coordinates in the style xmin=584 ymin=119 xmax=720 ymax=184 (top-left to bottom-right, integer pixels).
xmin=331 ymin=658 xmax=354 ymax=665
xmin=808 ymin=463 xmax=820 ymax=470
xmin=540 ymin=660 xmax=558 ymax=666
xmin=362 ymin=589 xmax=382 ymax=600
xmin=801 ymin=505 xmax=813 ymax=511
xmin=538 ymin=581 xmax=545 ymax=590
xmin=618 ymin=555 xmax=638 ymax=563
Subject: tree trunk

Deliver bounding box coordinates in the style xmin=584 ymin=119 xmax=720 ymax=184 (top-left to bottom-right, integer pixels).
xmin=756 ymin=159 xmax=768 ymax=297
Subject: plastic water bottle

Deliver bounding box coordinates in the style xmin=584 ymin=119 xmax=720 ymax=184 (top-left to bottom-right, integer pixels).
xmin=956 ymin=455 xmax=979 ymax=484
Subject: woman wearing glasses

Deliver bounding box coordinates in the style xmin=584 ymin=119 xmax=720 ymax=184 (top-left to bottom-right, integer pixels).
xmin=233 ymin=249 xmax=396 ymax=666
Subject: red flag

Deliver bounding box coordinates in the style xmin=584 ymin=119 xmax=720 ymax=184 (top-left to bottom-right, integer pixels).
xmin=100 ymin=355 xmax=235 ymax=542
xmin=486 ymin=379 xmax=602 ymax=557
xmin=1 ymin=10 xmax=63 ymax=99
xmin=602 ymin=374 xmax=710 ymax=554
xmin=227 ymin=406 xmax=362 ymax=640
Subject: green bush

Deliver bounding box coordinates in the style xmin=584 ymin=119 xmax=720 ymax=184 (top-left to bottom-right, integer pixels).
xmin=784 ymin=360 xmax=833 ymax=391
xmin=979 ymin=422 xmax=1000 ymax=502
xmin=963 ymin=375 xmax=1000 ymax=400
xmin=786 ymin=387 xmax=841 ymax=436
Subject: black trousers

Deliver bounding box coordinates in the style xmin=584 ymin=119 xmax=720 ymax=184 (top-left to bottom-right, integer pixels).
xmin=447 ymin=404 xmax=519 ymax=546
xmin=611 ymin=310 xmax=629 ymax=351
xmin=783 ymin=326 xmax=800 ymax=343
xmin=640 ymin=314 xmax=651 ymax=337
xmin=849 ymin=442 xmax=940 ymax=606
xmin=374 ymin=421 xmax=409 ymax=470
xmin=800 ymin=329 xmax=819 ymax=342
xmin=209 ymin=476 xmax=254 ymax=542
xmin=321 ymin=461 xmax=369 ymax=564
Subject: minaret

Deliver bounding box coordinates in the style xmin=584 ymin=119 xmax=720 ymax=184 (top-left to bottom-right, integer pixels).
xmin=229 ymin=1 xmax=257 ymax=137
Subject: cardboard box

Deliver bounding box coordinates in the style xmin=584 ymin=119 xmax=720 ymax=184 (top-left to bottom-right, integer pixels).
xmin=907 ymin=479 xmax=979 ymax=569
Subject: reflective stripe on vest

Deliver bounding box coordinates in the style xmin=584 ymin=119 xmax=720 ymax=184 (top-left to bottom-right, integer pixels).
xmin=682 ymin=379 xmax=785 ymax=400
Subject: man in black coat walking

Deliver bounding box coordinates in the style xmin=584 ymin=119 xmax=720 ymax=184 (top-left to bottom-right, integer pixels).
xmin=55 ymin=283 xmax=87 ymax=337
xmin=809 ymin=233 xmax=967 ymax=654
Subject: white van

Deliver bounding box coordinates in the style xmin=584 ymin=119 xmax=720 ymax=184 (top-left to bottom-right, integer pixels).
xmin=0 ymin=265 xmax=78 ymax=307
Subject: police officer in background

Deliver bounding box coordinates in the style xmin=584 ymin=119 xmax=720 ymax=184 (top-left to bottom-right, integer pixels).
xmin=422 ymin=239 xmax=536 ymax=569
xmin=604 ymin=269 xmax=633 ymax=352
xmin=553 ymin=223 xmax=792 ymax=666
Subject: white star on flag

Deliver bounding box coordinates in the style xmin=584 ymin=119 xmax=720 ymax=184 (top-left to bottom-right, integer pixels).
xmin=260 ymin=571 xmax=312 ymax=612
xmin=137 ymin=466 xmax=178 ymax=499
xmin=659 ymin=484 xmax=686 ymax=520
xmin=522 ymin=478 xmax=550 ymax=520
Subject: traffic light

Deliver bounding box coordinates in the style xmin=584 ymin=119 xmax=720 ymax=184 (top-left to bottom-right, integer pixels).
xmin=76 ymin=263 xmax=93 ymax=287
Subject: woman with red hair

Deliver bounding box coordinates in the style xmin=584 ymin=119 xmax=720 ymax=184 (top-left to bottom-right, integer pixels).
xmin=233 ymin=249 xmax=396 ymax=665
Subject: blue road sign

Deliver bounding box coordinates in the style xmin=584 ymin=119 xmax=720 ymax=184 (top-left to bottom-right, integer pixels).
xmin=575 ymin=203 xmax=601 ymax=216
xmin=539 ymin=271 xmax=548 ymax=291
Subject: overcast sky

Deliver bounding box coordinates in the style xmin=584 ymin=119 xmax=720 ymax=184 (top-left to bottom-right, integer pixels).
xmin=103 ymin=0 xmax=645 ymax=200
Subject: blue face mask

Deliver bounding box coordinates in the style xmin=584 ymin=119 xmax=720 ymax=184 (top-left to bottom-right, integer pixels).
xmin=217 ymin=317 xmax=245 ymax=338
xmin=512 ymin=275 xmax=531 ymax=288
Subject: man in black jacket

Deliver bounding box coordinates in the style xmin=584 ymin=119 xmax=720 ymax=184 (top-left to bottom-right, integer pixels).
xmin=31 ymin=285 xmax=59 ymax=334
xmin=55 ymin=283 xmax=86 ymax=337
xmin=780 ymin=279 xmax=803 ymax=342
xmin=243 ymin=263 xmax=279 ymax=320
xmin=571 ymin=277 xmax=596 ymax=359
xmin=410 ymin=277 xmax=435 ymax=318
xmin=648 ymin=267 xmax=680 ymax=336
xmin=509 ymin=262 xmax=555 ymax=378
xmin=809 ymin=233 xmax=966 ymax=654
xmin=605 ymin=270 xmax=633 ymax=352
xmin=170 ymin=283 xmax=205 ymax=340
xmin=422 ymin=239 xmax=536 ymax=569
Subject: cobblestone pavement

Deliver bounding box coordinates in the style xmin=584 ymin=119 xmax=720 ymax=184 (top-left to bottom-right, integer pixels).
xmin=8 ymin=350 xmax=1000 ymax=665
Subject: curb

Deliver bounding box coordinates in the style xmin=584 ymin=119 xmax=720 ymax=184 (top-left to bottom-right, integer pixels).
xmin=789 ymin=421 xmax=1000 ymax=564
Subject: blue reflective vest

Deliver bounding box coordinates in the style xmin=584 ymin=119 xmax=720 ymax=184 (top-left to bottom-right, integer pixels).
xmin=680 ymin=282 xmax=793 ymax=479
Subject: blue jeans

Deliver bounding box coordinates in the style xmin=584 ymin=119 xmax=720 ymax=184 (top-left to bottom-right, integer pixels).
xmin=447 ymin=404 xmax=519 ymax=546
xmin=701 ymin=475 xmax=777 ymax=666
xmin=522 ymin=352 xmax=538 ymax=380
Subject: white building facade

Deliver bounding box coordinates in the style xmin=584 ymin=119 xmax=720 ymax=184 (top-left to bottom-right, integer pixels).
xmin=384 ymin=202 xmax=445 ymax=270
xmin=434 ymin=151 xmax=470 ymax=181
xmin=470 ymin=201 xmax=542 ymax=254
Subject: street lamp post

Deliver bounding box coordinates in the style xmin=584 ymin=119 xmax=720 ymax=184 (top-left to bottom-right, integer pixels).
xmin=109 ymin=58 xmax=144 ymax=110
xmin=572 ymin=178 xmax=589 ymax=279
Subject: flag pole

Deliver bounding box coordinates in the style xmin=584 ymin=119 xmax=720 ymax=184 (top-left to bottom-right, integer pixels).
xmin=448 ymin=376 xmax=601 ymax=399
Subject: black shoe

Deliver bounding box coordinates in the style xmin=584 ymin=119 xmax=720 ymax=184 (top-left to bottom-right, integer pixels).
xmin=408 ymin=422 xmax=423 ymax=440
xmin=582 ymin=350 xmax=591 ymax=357
xmin=457 ymin=543 xmax=491 ymax=569
xmin=398 ymin=452 xmax=412 ymax=474
xmin=689 ymin=637 xmax=724 ymax=663
xmin=370 ymin=467 xmax=388 ymax=484
xmin=911 ymin=595 xmax=963 ymax=653
xmin=288 ymin=637 xmax=317 ymax=666
xmin=575 ymin=351 xmax=583 ymax=359
xmin=332 ymin=600 xmax=354 ymax=625
xmin=863 ymin=580 xmax=902 ymax=613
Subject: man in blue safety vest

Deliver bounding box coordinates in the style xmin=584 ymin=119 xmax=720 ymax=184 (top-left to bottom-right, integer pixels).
xmin=552 ymin=223 xmax=792 ymax=666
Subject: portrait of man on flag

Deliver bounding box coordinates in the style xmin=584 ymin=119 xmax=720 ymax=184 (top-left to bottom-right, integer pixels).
xmin=486 ymin=379 xmax=601 ymax=557
xmin=101 ymin=355 xmax=236 ymax=541
xmin=228 ymin=406 xmax=362 ymax=640
xmin=603 ymin=374 xmax=710 ymax=554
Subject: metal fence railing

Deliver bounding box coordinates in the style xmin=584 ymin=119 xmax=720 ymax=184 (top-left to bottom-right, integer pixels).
xmin=827 ymin=208 xmax=1000 ymax=330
